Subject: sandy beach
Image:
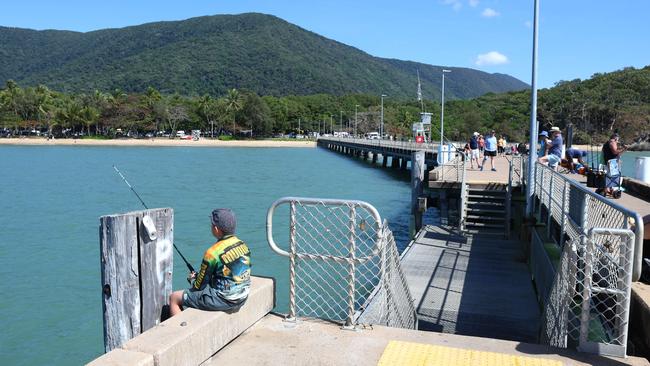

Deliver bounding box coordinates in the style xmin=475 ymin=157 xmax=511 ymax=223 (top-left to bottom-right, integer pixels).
xmin=0 ymin=137 xmax=317 ymax=148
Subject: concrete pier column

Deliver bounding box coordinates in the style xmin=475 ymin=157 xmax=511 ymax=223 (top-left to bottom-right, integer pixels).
xmin=411 ymin=151 xmax=425 ymax=232
xmin=372 ymin=153 xmax=378 ymax=164
xmin=401 ymin=158 xmax=408 ymax=170
xmin=391 ymin=157 xmax=399 ymax=169
xmin=382 ymin=155 xmax=388 ymax=167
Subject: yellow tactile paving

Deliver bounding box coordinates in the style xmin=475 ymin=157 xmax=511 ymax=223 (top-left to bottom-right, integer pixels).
xmin=377 ymin=341 xmax=563 ymax=366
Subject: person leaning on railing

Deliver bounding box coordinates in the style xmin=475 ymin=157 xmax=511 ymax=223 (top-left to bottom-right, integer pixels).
xmin=538 ymin=127 xmax=563 ymax=170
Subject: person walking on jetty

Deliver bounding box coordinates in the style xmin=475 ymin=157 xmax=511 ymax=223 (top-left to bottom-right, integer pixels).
xmin=468 ymin=132 xmax=482 ymax=169
xmin=481 ymin=130 xmax=498 ymax=171
xmin=538 ymin=127 xmax=563 ymax=169
xmin=497 ymin=135 xmax=506 ymax=156
xmin=169 ymin=208 xmax=251 ymax=316
xmin=478 ymin=134 xmax=485 ymax=158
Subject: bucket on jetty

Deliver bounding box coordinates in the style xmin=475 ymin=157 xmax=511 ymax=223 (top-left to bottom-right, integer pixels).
xmin=635 ymin=156 xmax=650 ymax=183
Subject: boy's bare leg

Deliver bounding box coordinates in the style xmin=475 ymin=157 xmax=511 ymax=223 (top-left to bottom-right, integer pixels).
xmin=169 ymin=290 xmax=184 ymax=316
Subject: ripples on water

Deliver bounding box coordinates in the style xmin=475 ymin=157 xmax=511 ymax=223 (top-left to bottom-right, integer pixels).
xmin=0 ymin=145 xmax=420 ymax=365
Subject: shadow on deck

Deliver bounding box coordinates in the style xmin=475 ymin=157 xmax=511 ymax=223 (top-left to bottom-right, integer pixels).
xmin=402 ymin=225 xmax=540 ymax=343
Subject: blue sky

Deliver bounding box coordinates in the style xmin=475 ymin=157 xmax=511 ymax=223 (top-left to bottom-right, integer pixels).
xmin=2 ymin=0 xmax=648 ymax=89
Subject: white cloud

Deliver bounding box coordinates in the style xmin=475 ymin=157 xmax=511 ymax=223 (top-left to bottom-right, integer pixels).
xmin=481 ymin=8 xmax=500 ymax=17
xmin=442 ymin=0 xmax=462 ymax=11
xmin=469 ymin=0 xmax=479 ymax=7
xmin=475 ymin=51 xmax=509 ymax=66
xmin=524 ymin=20 xmax=532 ymax=28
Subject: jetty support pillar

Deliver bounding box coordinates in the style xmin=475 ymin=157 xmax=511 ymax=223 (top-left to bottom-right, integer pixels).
xmin=411 ymin=151 xmax=425 ymax=232
xmin=99 ymin=208 xmax=174 ymax=352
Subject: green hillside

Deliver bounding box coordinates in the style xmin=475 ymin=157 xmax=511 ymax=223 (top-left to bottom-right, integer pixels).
xmin=441 ymin=65 xmax=650 ymax=144
xmin=0 ymin=13 xmax=527 ymax=98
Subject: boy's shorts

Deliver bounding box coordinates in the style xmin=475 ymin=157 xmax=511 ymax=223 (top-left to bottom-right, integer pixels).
xmin=471 ymin=149 xmax=479 ymax=159
xmin=183 ymin=286 xmax=246 ymax=311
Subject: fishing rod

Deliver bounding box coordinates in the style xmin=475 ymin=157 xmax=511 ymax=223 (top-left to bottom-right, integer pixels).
xmin=112 ymin=165 xmax=195 ymax=273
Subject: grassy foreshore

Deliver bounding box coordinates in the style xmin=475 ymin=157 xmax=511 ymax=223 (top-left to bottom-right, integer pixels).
xmin=0 ymin=137 xmax=317 ymax=148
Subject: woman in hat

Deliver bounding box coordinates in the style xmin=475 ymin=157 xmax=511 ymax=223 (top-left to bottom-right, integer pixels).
xmin=538 ymin=127 xmax=563 ymax=169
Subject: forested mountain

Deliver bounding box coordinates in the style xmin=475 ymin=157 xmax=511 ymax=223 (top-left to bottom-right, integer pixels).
xmin=0 ymin=13 xmax=527 ymax=99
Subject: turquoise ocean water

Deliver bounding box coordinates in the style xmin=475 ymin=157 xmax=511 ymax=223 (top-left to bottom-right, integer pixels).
xmin=0 ymin=146 xmax=414 ymax=365
xmin=0 ymin=146 xmax=646 ymax=365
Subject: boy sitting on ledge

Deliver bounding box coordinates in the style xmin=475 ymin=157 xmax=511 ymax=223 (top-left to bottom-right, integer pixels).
xmin=169 ymin=208 xmax=251 ymax=316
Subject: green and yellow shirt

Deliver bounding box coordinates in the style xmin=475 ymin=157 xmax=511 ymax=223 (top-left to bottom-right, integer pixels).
xmin=193 ymin=235 xmax=251 ymax=302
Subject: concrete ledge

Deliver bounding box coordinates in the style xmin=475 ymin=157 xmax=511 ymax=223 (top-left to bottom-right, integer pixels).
xmin=206 ymin=314 xmax=649 ymax=366
xmin=629 ymin=282 xmax=650 ymax=356
xmin=90 ymin=276 xmax=275 ymax=366
xmin=87 ymin=349 xmax=154 ymax=366
xmin=623 ymin=177 xmax=650 ymax=201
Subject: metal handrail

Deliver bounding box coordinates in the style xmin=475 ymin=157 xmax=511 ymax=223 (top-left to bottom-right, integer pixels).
xmin=533 ymin=162 xmax=644 ymax=281
xmin=505 ymin=158 xmax=513 ymax=238
xmin=266 ymin=196 xmax=382 ymax=260
xmin=318 ymin=137 xmax=439 ymax=152
xmin=458 ymin=152 xmax=468 ymax=233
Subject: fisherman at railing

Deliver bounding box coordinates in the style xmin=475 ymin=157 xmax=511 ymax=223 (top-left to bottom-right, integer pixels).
xmin=169 ymin=208 xmax=251 ymax=317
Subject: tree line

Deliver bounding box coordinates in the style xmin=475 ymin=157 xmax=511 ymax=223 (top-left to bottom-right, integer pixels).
xmin=1 ymin=65 xmax=648 ymax=144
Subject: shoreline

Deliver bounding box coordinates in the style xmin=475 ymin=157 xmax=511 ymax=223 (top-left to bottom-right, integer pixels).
xmin=0 ymin=137 xmax=317 ymax=148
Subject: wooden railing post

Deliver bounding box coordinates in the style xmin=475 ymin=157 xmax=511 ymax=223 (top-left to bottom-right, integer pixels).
xmin=99 ymin=208 xmax=174 ymax=352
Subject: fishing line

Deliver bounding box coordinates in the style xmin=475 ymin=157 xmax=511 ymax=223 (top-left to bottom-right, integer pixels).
xmin=113 ymin=165 xmax=195 ymax=273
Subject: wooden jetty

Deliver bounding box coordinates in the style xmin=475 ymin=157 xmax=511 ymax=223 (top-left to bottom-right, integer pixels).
xmin=89 ymin=138 xmax=650 ymax=364
xmin=402 ymin=224 xmax=540 ymax=343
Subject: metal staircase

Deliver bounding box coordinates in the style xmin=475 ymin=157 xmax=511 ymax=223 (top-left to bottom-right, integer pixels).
xmin=463 ymin=186 xmax=508 ymax=237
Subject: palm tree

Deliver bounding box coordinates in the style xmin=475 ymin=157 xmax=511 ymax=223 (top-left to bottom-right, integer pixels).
xmin=55 ymin=99 xmax=83 ymax=136
xmin=196 ymin=94 xmax=216 ymax=138
xmin=225 ymin=89 xmax=243 ymax=136
xmin=35 ymin=85 xmax=53 ymax=135
xmin=1 ymin=80 xmax=22 ymax=132
xmin=80 ymin=106 xmax=100 ymax=136
xmin=143 ymin=87 xmax=162 ymax=134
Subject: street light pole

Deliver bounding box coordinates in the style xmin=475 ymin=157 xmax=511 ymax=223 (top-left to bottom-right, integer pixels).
xmin=330 ymin=115 xmax=333 ymax=134
xmin=380 ymin=94 xmax=387 ymax=138
xmin=440 ymin=69 xmax=451 ymax=153
xmin=340 ymin=110 xmax=343 ymax=134
xmin=355 ymin=104 xmax=359 ymax=137
xmin=526 ymin=0 xmax=540 ymax=216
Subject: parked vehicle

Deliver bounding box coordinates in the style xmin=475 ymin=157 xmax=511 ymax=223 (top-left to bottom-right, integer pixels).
xmin=366 ymin=132 xmax=380 ymax=140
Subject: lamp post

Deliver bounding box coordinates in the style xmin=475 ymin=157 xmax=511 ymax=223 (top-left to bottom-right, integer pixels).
xmin=380 ymin=94 xmax=387 ymax=138
xmin=340 ymin=110 xmax=343 ymax=134
xmin=330 ymin=115 xmax=333 ymax=135
xmin=526 ymin=0 xmax=540 ymax=216
xmin=440 ymin=69 xmax=451 ymax=153
xmin=355 ymin=104 xmax=359 ymax=137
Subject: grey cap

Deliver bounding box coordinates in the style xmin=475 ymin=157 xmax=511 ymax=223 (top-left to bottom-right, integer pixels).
xmin=210 ymin=208 xmax=236 ymax=234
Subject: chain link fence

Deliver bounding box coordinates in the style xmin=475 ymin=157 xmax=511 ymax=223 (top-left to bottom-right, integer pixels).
xmin=532 ymin=162 xmax=642 ymax=357
xmin=509 ymin=154 xmax=525 ymax=187
xmin=540 ymin=229 xmax=634 ymax=357
xmin=266 ymin=197 xmax=417 ymax=330
xmin=431 ymin=152 xmax=465 ymax=182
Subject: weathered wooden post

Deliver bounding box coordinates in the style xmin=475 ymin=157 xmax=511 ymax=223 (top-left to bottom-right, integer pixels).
xmin=412 ymin=151 xmax=426 ymax=231
xmin=99 ymin=208 xmax=173 ymax=352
